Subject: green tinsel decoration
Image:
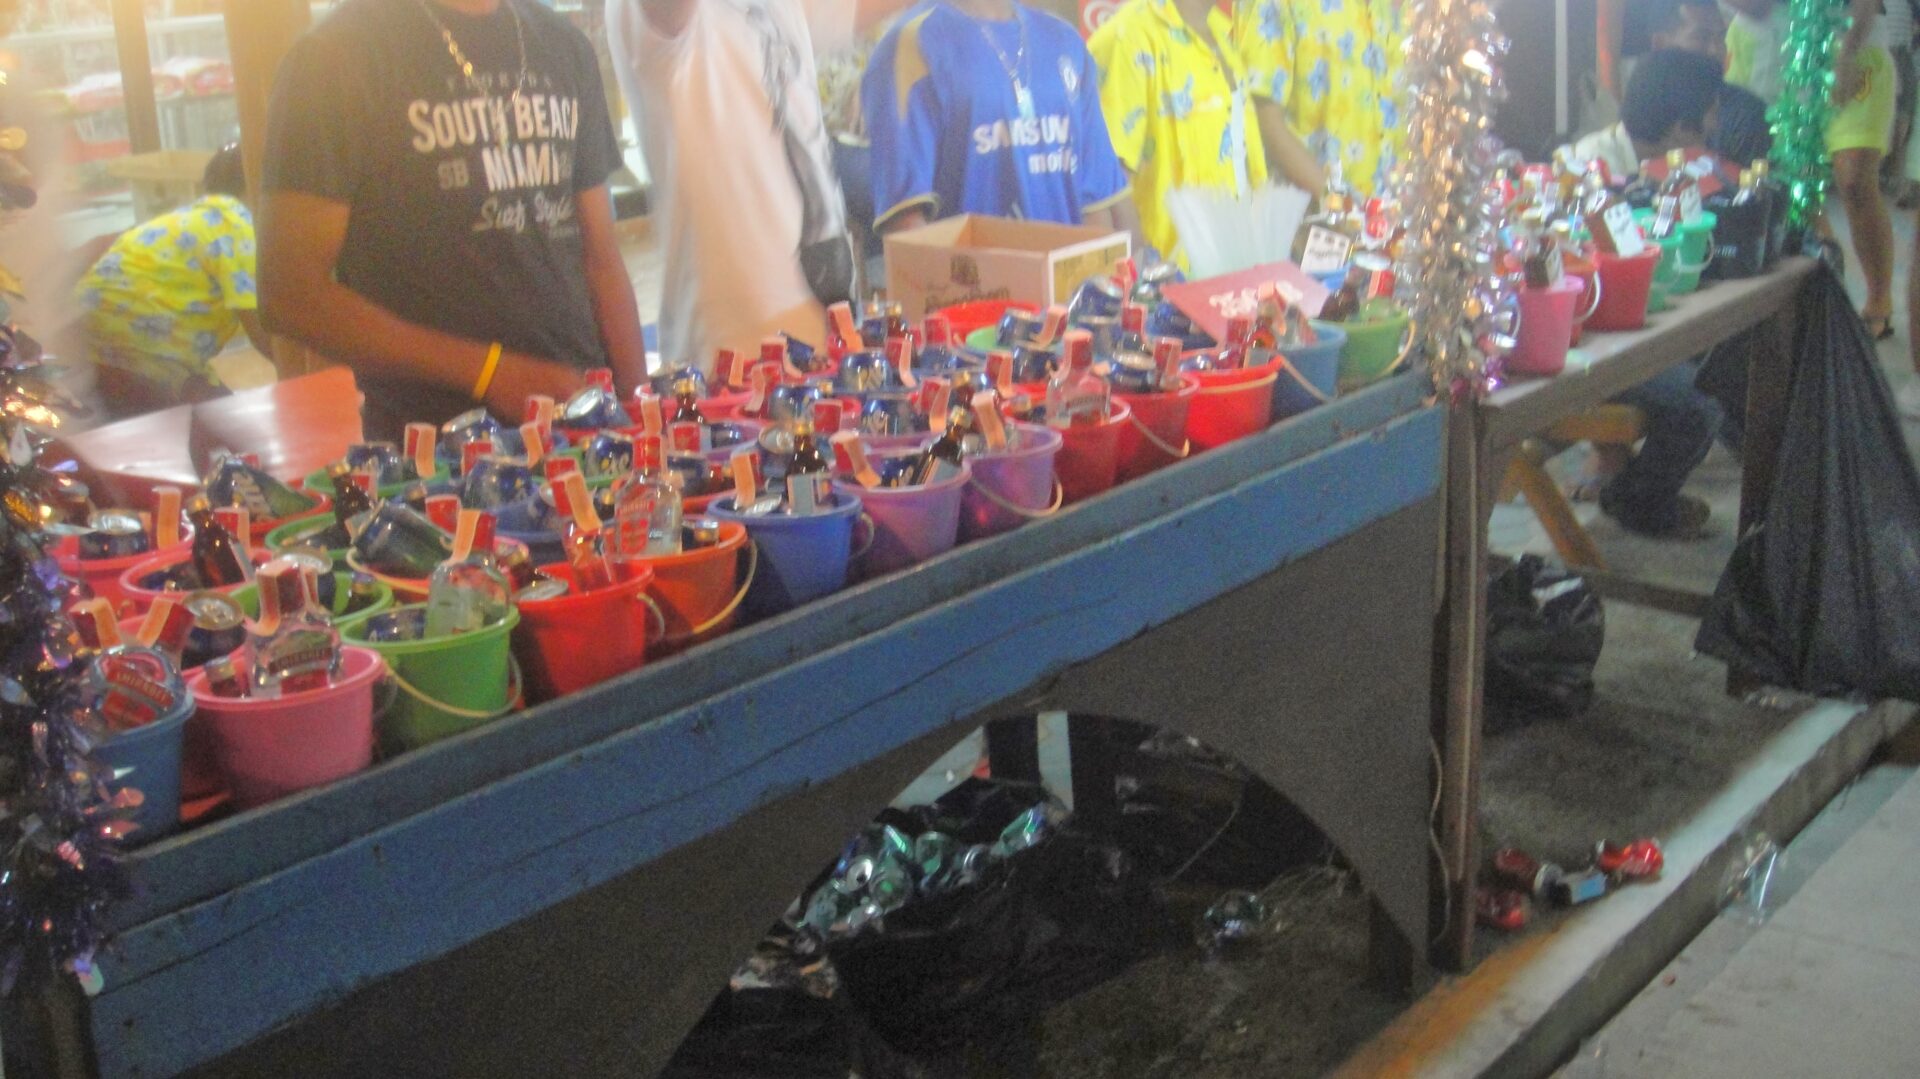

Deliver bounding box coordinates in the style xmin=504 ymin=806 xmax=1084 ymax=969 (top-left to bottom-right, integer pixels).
xmin=1767 ymin=0 xmax=1849 ymax=230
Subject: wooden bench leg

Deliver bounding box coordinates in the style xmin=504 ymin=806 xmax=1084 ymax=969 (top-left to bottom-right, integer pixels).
xmin=1503 ymin=451 xmax=1608 ymax=571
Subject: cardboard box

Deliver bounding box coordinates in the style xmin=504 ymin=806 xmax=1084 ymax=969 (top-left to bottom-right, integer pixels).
xmin=883 ymin=215 xmax=1131 ymax=322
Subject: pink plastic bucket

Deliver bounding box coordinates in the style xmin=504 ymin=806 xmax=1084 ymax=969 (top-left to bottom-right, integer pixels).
xmin=960 ymin=424 xmax=1062 ymax=541
xmin=54 ymin=528 xmax=192 ymax=619
xmin=1587 ymin=247 xmax=1660 ymax=332
xmin=185 ymin=646 xmax=383 ymax=810
xmin=1053 ymin=399 xmax=1131 ymax=505
xmin=118 ymin=547 xmax=266 ymax=616
xmin=1508 ymin=276 xmax=1589 ymax=377
xmin=1114 ymin=375 xmax=1198 ymax=482
xmin=1186 ymin=360 xmax=1280 ymax=452
xmin=835 ymin=453 xmax=968 ymax=579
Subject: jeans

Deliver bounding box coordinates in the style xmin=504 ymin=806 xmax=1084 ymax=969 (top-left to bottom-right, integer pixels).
xmin=1599 ymin=360 xmax=1723 ymax=534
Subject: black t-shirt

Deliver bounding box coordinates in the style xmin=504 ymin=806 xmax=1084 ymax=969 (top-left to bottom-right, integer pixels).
xmin=264 ymin=0 xmax=621 ymax=436
xmin=1712 ymin=84 xmax=1774 ymax=172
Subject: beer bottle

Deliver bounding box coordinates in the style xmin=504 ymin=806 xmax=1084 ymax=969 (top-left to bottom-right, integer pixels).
xmin=187 ymin=493 xmax=251 ymax=587
xmin=786 ymin=417 xmax=832 ymax=515
xmin=909 ymin=407 xmax=971 ymax=486
xmin=328 ymin=462 xmax=377 ymax=524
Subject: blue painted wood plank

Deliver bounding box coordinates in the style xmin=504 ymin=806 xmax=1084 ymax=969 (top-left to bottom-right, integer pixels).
xmin=89 ymin=404 xmax=1442 ymax=1079
xmin=111 ymin=375 xmax=1434 ymax=930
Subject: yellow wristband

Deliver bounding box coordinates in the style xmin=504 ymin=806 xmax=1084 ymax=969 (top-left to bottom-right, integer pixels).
xmin=472 ymin=341 xmax=504 ymax=402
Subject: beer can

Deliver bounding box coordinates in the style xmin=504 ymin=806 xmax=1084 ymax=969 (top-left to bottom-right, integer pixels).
xmin=344 ymin=442 xmax=404 ymax=486
xmin=361 ymin=606 xmax=428 ymax=644
xmin=769 ymin=381 xmax=830 ymax=424
xmin=859 ymin=391 xmax=920 ymax=437
xmin=515 ymin=576 xmax=571 ymax=602
xmin=345 ymin=571 xmax=383 ymax=615
xmin=78 ymin=511 xmax=151 ymax=560
xmin=461 ymin=455 xmax=538 ymax=511
xmin=183 ymin=590 xmax=247 ymax=667
xmin=585 ymin=430 xmax=636 ymax=478
xmin=351 ymin=504 xmax=453 ymax=579
xmin=682 ymin=518 xmax=723 ymax=550
xmin=1067 ymin=278 xmax=1125 ymax=323
xmin=836 ymin=349 xmax=894 ymax=394
xmin=648 ymin=364 xmax=707 ymax=399
xmin=997 ymin=308 xmax=1045 ymax=348
xmin=202 ymin=654 xmax=247 ymax=699
xmin=707 ymin=422 xmax=751 ymax=451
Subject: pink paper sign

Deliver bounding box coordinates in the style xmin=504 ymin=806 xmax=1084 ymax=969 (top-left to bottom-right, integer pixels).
xmin=1160 ymin=262 xmax=1333 ymax=345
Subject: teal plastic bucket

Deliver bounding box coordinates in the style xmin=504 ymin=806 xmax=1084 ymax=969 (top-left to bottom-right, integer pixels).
xmin=1338 ymin=309 xmax=1411 ymax=391
xmin=92 ymin=690 xmax=193 ymax=845
xmin=707 ymin=494 xmax=865 ymax=618
xmin=343 ymin=604 xmax=520 ymax=752
xmin=1276 ymin=323 xmax=1346 ymax=418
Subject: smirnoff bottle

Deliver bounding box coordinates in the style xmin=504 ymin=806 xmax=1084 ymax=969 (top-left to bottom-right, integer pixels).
xmin=85 ymin=597 xmax=194 ymax=733
xmin=553 ymin=470 xmax=616 ymax=590
xmin=610 ymin=435 xmax=684 ymax=560
xmin=1045 ymin=330 xmax=1112 ymax=428
xmin=246 ymin=558 xmax=341 ymax=698
xmin=424 ymin=510 xmax=513 ymax=636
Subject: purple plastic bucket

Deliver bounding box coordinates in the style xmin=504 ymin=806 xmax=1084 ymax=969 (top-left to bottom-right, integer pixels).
xmin=960 ymin=423 xmax=1062 ymax=541
xmin=834 ymin=450 xmax=969 ymax=579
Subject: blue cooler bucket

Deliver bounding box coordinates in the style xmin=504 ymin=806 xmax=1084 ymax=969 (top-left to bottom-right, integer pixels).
xmin=708 ymin=493 xmax=866 ymax=618
xmin=1275 ymin=322 xmax=1346 ymax=418
xmin=93 ymin=692 xmax=193 ymax=846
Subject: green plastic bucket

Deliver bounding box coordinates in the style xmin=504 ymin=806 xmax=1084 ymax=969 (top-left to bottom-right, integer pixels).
xmin=1632 ymin=209 xmax=1717 ymax=295
xmin=264 ymin=514 xmax=348 ymax=564
xmin=965 ymin=326 xmax=1000 ymax=353
xmin=302 ymin=463 xmax=451 ymax=499
xmin=343 ymin=603 xmax=520 ymax=752
xmin=1337 ymin=307 xmax=1411 ymax=391
xmin=230 ymin=570 xmax=394 ymax=632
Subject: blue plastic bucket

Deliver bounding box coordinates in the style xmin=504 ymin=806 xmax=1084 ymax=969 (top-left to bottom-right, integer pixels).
xmin=708 ymin=493 xmax=865 ymax=618
xmin=1276 ymin=323 xmax=1346 ymax=418
xmin=93 ymin=691 xmax=193 ymax=845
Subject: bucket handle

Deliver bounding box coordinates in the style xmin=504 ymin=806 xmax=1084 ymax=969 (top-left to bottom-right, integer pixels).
xmin=1194 ymin=369 xmax=1281 ymax=395
xmin=384 ymin=654 xmax=524 ymax=721
xmin=1380 ymin=314 xmax=1421 ymax=380
xmin=636 ymin=592 xmax=668 ymax=643
xmin=1273 ymin=357 xmax=1336 ymax=405
xmin=851 ymin=512 xmax=877 ymax=561
xmin=1124 ymin=409 xmax=1193 ymax=460
xmin=1674 ymin=242 xmax=1716 ymax=275
xmin=654 ymin=540 xmax=760 ymax=648
xmin=965 ymin=475 xmax=1065 ymax=520
xmin=1575 ymin=273 xmax=1605 ymax=324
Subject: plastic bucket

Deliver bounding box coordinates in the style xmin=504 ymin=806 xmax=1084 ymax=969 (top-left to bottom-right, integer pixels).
xmin=630 ymin=520 xmax=751 ymax=655
xmin=1114 ymin=376 xmax=1197 ymax=482
xmin=513 ymin=562 xmax=658 ymax=704
xmin=1588 ymin=247 xmax=1661 ymax=332
xmin=91 ymin=691 xmax=193 ymax=845
xmin=184 ymin=646 xmax=383 ymax=810
xmin=302 ymin=465 xmax=450 ymax=499
xmin=835 ymin=455 xmax=968 ymax=579
xmin=1053 ymin=399 xmax=1131 ymax=505
xmin=54 ymin=530 xmax=192 ymax=619
xmin=707 ymin=494 xmax=865 ymax=619
xmin=937 ymin=299 xmax=1035 ymax=342
xmin=1275 ymin=323 xmax=1346 ymax=419
xmin=961 ymin=424 xmax=1063 ymax=541
xmin=1187 ymin=361 xmax=1280 ymax=452
xmin=1508 ymin=276 xmax=1587 ymax=378
xmin=244 ymin=491 xmax=330 ymax=546
xmin=230 ymin=570 xmax=394 ymax=632
xmin=1565 ymin=251 xmax=1599 ymax=346
xmin=499 ymin=526 xmax=564 ymax=569
xmin=345 ymin=538 xmax=529 ymax=605
xmin=343 ymin=605 xmax=520 ymax=752
xmin=1338 ymin=311 xmax=1411 ymax=391
xmin=264 ymin=514 xmax=347 ymax=564
xmin=119 ymin=548 xmax=264 ymax=615
xmin=1674 ymin=211 xmax=1718 ymax=292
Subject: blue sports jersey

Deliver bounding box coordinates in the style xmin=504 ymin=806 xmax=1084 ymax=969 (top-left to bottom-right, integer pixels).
xmin=863 ymin=2 xmax=1131 ymax=228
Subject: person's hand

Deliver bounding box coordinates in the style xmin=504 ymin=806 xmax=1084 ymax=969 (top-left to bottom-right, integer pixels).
xmin=483 ymin=350 xmax=586 ymax=422
xmin=1834 ymin=49 xmax=1868 ymax=107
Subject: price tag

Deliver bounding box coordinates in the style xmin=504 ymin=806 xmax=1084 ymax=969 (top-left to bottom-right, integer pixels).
xmin=1680 ymin=183 xmax=1703 ymax=223
xmin=1601 ymin=202 xmax=1645 ymax=258
xmin=1298 ymin=225 xmax=1354 ymax=275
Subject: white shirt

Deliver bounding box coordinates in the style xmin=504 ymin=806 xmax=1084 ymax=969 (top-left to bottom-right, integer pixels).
xmin=1561 ymin=122 xmax=1639 ymax=185
xmin=608 ymin=0 xmax=855 ymax=372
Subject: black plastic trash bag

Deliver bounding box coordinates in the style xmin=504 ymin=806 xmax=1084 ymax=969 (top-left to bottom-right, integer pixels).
xmin=1485 ymin=555 xmax=1606 ymax=731
xmin=1697 ymin=266 xmax=1920 ymax=701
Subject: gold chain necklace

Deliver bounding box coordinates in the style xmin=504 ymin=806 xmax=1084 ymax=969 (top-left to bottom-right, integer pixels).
xmin=415 ymin=0 xmax=530 ymax=109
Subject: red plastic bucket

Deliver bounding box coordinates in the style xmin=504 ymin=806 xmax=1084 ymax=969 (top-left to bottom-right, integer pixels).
xmin=935 ymin=299 xmax=1036 ymax=342
xmin=1114 ymin=375 xmax=1198 ymax=482
xmin=1587 ymin=247 xmax=1660 ymax=333
xmin=184 ymin=646 xmax=383 ymax=810
xmin=1053 ymin=399 xmax=1131 ymax=505
xmin=834 ymin=453 xmax=969 ymax=579
xmin=1564 ymin=251 xmax=1599 ymax=346
xmin=1186 ymin=360 xmax=1281 ymax=452
xmin=513 ymin=562 xmax=659 ymax=704
xmin=960 ymin=424 xmax=1063 ymax=541
xmin=54 ymin=528 xmax=192 ymax=619
xmin=1508 ymin=276 xmax=1588 ymax=378
xmin=630 ymin=520 xmax=751 ymax=656
xmin=118 ymin=547 xmax=267 ymax=616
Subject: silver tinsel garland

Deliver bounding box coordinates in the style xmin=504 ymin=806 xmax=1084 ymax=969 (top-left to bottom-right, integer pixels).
xmin=1393 ymin=0 xmax=1517 ymax=395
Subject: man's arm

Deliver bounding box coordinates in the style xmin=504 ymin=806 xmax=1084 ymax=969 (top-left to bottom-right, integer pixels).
xmin=577 ymin=184 xmax=648 ymax=396
xmin=637 ymin=0 xmax=698 ymax=39
xmin=258 ymin=191 xmax=585 ymax=416
xmin=1254 ymin=100 xmax=1325 ymax=194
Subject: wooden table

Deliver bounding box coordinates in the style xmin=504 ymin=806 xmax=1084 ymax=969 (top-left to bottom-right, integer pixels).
xmin=23 ymin=374 xmax=1447 ymax=1078
xmin=1434 ymin=258 xmax=1819 ymax=966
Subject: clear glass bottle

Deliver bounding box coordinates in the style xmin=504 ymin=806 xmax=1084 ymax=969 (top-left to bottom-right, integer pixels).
xmin=553 ymin=470 xmax=616 ymax=590
xmin=424 ymin=510 xmax=513 ymax=636
xmin=1045 ymin=330 xmax=1111 ymax=428
xmin=610 ymin=435 xmax=684 ymax=560
xmin=246 ymin=558 xmax=341 ymax=698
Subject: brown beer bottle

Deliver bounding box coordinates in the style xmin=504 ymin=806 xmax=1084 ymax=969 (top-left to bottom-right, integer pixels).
xmin=187 ymin=493 xmax=251 ymax=587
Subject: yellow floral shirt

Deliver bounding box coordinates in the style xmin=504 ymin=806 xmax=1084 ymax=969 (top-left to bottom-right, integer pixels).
xmin=1089 ymin=0 xmax=1268 ymax=266
xmin=76 ymin=194 xmax=257 ymax=391
xmin=1234 ymin=0 xmax=1405 ymax=198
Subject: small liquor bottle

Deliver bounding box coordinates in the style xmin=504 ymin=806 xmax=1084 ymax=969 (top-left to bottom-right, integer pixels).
xmin=187 ymin=493 xmax=251 ymax=587
xmin=247 ymin=558 xmax=341 ymax=698
xmin=424 ymin=510 xmax=513 ymax=636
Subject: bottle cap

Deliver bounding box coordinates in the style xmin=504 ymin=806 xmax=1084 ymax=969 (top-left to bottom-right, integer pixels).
xmin=586 ymin=369 xmax=615 ymax=394
xmin=1062 ymin=329 xmax=1094 ymax=368
xmin=461 ymin=439 xmax=494 ymax=476
xmin=812 ymin=399 xmax=844 ymax=434
xmin=543 ymin=456 xmax=580 ymax=482
xmin=1121 ymin=303 xmax=1147 ymax=334
xmin=922 ymin=314 xmax=953 ymax=345
xmin=425 ymin=494 xmax=461 ymax=534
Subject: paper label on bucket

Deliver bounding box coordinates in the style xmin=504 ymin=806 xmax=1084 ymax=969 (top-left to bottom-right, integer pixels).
xmin=1298 ymin=225 xmax=1353 ymax=276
